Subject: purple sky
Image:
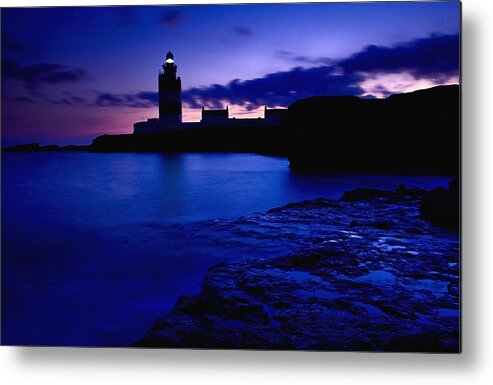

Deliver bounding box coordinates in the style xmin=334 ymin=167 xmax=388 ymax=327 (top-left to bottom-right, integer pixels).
xmin=1 ymin=2 xmax=460 ymax=146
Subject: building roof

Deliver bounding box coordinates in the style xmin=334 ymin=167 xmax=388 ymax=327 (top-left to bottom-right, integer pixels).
xmin=202 ymin=107 xmax=229 ymax=116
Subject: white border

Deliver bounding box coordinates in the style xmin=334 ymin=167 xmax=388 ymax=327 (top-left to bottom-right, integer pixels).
xmin=2 ymin=1 xmax=493 ymax=384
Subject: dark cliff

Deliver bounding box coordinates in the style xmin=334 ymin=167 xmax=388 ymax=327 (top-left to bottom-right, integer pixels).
xmin=286 ymin=85 xmax=460 ymax=175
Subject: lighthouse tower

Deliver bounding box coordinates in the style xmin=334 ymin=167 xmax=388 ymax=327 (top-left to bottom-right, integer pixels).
xmin=158 ymin=51 xmax=182 ymax=128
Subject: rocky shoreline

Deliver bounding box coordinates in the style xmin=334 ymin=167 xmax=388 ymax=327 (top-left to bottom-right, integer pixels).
xmin=135 ymin=184 xmax=460 ymax=352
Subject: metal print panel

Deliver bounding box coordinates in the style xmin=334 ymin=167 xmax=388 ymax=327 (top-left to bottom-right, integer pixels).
xmin=1 ymin=1 xmax=461 ymax=351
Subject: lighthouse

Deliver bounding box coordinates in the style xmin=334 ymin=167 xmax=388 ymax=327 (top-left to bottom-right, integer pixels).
xmin=158 ymin=50 xmax=182 ymax=128
xmin=133 ymin=50 xmax=287 ymax=134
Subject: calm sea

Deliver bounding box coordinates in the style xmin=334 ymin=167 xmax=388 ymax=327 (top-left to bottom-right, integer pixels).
xmin=1 ymin=152 xmax=451 ymax=346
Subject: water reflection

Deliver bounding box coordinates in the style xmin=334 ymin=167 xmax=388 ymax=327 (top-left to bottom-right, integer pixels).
xmin=2 ymin=152 xmax=451 ymax=346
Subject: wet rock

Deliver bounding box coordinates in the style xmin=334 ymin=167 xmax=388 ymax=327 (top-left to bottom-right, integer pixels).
xmin=136 ymin=184 xmax=460 ymax=352
xmin=341 ymin=188 xmax=393 ymax=202
xmin=350 ymin=220 xmax=394 ymax=230
xmin=341 ymin=185 xmax=424 ymax=203
xmin=420 ymin=178 xmax=460 ymax=230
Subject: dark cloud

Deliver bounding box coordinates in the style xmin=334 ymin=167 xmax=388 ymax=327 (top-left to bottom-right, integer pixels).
xmin=277 ymin=50 xmax=334 ymax=66
xmin=8 ymin=89 xmax=156 ymax=109
xmin=2 ymin=35 xmax=36 ymax=55
xmin=48 ymin=94 xmax=88 ymax=105
xmin=276 ymin=33 xmax=458 ymax=74
xmin=28 ymin=33 xmax=457 ymax=111
xmin=231 ymin=26 xmax=252 ymax=36
xmin=114 ymin=7 xmax=138 ymax=26
xmin=135 ymin=91 xmax=159 ymax=105
xmin=93 ymin=91 xmax=158 ymax=108
xmin=94 ymin=93 xmax=122 ymax=106
xmin=182 ymin=33 xmax=459 ymax=109
xmin=5 ymin=88 xmax=89 ymax=106
xmin=182 ymin=66 xmax=365 ymax=110
xmin=159 ymin=9 xmax=183 ymax=27
xmin=339 ymin=33 xmax=459 ymax=79
xmin=2 ymin=59 xmax=89 ymax=90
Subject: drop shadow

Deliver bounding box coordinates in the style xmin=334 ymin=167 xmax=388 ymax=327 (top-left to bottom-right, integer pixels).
xmin=459 ymin=6 xmax=480 ymax=367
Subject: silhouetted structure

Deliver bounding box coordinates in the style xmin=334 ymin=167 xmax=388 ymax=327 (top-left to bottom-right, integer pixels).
xmin=201 ymin=106 xmax=229 ymax=126
xmin=199 ymin=106 xmax=286 ymax=127
xmin=159 ymin=51 xmax=182 ymax=127
xmin=133 ymin=51 xmax=287 ymax=133
xmin=95 ymin=50 xmax=460 ymax=176
xmin=134 ymin=51 xmax=182 ymax=133
xmin=94 ymin=84 xmax=460 ymax=175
